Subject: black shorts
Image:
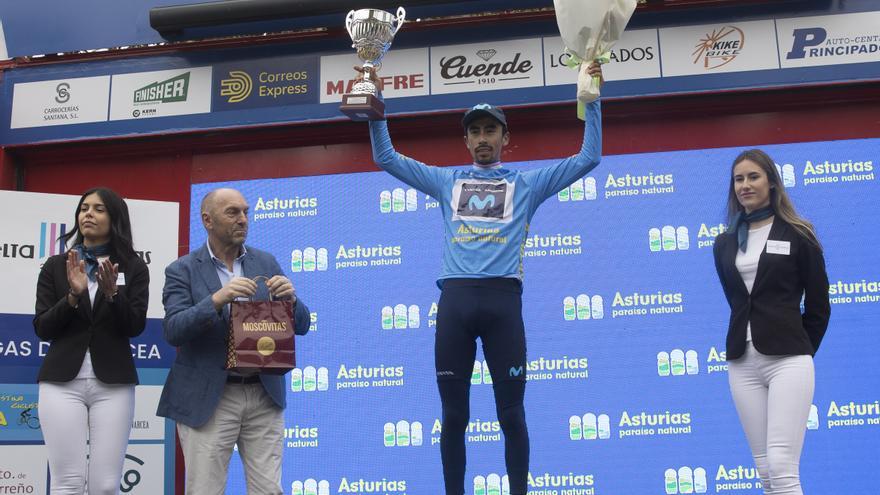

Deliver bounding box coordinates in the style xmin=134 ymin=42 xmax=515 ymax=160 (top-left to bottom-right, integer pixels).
xmin=434 ymin=277 xmax=527 ymax=383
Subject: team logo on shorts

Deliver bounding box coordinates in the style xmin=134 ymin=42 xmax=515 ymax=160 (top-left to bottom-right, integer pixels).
xmin=451 ymin=179 xmax=515 ymax=223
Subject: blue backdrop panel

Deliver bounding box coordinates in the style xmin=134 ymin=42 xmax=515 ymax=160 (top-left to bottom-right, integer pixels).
xmin=191 ymin=137 xmax=879 ymax=495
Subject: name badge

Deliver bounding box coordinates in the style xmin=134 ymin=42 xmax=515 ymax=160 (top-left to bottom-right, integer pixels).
xmin=766 ymin=240 xmax=791 ymax=255
xmin=117 ymin=273 xmax=126 ymax=285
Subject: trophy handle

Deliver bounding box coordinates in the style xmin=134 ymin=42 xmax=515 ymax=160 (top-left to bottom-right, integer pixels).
xmin=345 ymin=10 xmax=356 ymax=38
xmin=392 ymin=6 xmax=406 ymax=36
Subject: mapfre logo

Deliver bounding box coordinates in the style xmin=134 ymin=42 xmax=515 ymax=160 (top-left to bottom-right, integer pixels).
xmin=219 ymin=71 xmax=253 ymax=103
xmin=693 ymin=26 xmax=745 ymax=69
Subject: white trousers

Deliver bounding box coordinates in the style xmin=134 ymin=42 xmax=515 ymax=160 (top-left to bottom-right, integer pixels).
xmin=176 ymin=382 xmax=284 ymax=495
xmin=38 ymin=379 xmax=135 ymax=495
xmin=728 ymin=343 xmax=814 ymax=495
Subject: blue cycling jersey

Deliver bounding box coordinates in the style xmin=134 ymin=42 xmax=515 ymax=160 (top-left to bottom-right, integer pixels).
xmin=369 ymin=100 xmax=602 ymax=285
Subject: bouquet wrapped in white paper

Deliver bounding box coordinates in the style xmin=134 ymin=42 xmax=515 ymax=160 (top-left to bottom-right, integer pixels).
xmin=553 ymin=0 xmax=637 ymax=104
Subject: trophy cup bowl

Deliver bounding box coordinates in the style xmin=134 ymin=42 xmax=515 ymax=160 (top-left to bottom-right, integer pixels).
xmin=340 ymin=7 xmax=405 ymax=121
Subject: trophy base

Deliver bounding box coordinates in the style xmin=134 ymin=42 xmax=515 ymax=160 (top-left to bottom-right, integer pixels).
xmin=340 ymin=93 xmax=385 ymax=121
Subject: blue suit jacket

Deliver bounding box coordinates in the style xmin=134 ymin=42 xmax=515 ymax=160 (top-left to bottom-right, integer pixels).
xmin=157 ymin=244 xmax=310 ymax=428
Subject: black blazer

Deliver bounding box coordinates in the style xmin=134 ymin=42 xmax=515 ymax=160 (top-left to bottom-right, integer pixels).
xmin=33 ymin=251 xmax=149 ymax=384
xmin=713 ymin=218 xmax=830 ymax=360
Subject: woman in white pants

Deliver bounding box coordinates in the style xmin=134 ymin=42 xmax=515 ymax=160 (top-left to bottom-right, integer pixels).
xmin=34 ymin=187 xmax=150 ymax=494
xmin=713 ymin=149 xmax=830 ymax=495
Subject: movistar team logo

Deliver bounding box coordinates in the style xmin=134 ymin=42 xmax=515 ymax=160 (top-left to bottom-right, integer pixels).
xmin=220 ymin=70 xmax=253 ymax=103
xmin=383 ymin=420 xmax=424 ymax=447
xmin=452 ymin=179 xmax=514 ymax=223
xmin=558 ymin=177 xmax=598 ymax=202
xmin=133 ymin=72 xmax=190 ymax=104
xmin=291 ymin=366 xmax=330 ymax=392
xmin=291 ymin=479 xmax=330 ymax=495
xmin=473 ymin=474 xmax=510 ymax=495
xmin=649 ymin=226 xmax=690 ymax=252
xmin=665 ymin=467 xmax=708 ymax=494
xmin=563 ymin=294 xmax=605 ymax=320
xmin=468 ymin=194 xmax=496 ymax=211
xmin=569 ymin=413 xmax=611 ymax=440
xmin=657 ymin=350 xmax=700 ymax=376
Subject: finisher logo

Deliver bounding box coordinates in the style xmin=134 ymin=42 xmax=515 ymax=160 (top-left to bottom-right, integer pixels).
xmin=693 ymin=26 xmax=745 ymax=69
xmin=657 ymin=349 xmax=700 ymax=376
xmin=452 ymin=179 xmax=514 ymax=223
xmin=133 ymin=72 xmax=189 ymax=104
xmin=558 ymin=177 xmax=598 ymax=202
xmin=568 ymin=413 xmax=610 ymax=440
xmin=664 ymin=467 xmax=709 ymax=494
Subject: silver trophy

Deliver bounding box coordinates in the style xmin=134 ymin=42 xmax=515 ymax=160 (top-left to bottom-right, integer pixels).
xmin=340 ymin=7 xmax=406 ymax=121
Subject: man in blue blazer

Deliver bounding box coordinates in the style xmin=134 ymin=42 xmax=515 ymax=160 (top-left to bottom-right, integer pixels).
xmin=157 ymin=188 xmax=310 ymax=495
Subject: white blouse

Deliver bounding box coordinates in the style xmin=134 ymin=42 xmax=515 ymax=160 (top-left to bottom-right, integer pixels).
xmin=735 ymin=221 xmax=773 ymax=341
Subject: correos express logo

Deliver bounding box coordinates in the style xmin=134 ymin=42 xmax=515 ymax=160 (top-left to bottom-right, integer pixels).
xmin=220 ymin=71 xmax=253 ymax=103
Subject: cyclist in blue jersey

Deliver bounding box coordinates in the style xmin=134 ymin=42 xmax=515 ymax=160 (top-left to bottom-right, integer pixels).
xmin=361 ymin=62 xmax=604 ymax=495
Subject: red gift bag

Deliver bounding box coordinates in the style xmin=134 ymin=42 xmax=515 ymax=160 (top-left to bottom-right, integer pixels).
xmin=226 ymin=295 xmax=296 ymax=375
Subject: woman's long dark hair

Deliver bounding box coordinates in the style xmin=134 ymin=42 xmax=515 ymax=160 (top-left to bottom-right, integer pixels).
xmin=60 ymin=187 xmax=137 ymax=261
xmin=725 ymin=149 xmax=821 ymax=250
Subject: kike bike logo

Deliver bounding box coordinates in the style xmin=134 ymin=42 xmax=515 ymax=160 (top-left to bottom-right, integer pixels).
xmin=693 ymin=26 xmax=745 ymax=69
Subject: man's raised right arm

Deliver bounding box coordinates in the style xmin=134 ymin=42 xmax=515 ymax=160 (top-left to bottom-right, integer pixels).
xmin=369 ymin=119 xmax=449 ymax=198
